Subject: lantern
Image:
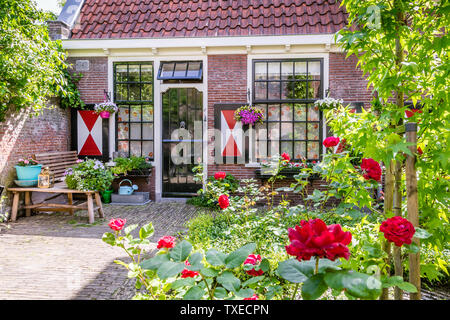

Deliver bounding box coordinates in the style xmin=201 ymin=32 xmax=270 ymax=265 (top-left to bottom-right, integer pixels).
xmin=38 ymin=167 xmax=54 ymax=188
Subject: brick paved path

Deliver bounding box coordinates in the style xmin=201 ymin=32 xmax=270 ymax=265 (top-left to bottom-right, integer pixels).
xmin=0 ymin=202 xmax=201 ymax=300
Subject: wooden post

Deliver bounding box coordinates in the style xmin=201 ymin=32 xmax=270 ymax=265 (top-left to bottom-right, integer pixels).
xmin=393 ymin=160 xmax=404 ymax=299
xmin=67 ymin=193 xmax=74 ymax=215
xmin=10 ymin=192 xmax=20 ymax=222
xmin=94 ymin=192 xmax=105 ymax=218
xmin=24 ymin=191 xmax=31 ymax=217
xmin=405 ymin=122 xmax=421 ymax=300
xmin=87 ymin=193 xmax=95 ymax=224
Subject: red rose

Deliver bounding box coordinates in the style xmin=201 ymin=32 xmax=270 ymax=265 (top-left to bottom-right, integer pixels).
xmin=243 ymin=293 xmax=258 ymax=300
xmin=405 ymin=108 xmax=422 ymax=118
xmin=417 ymin=147 xmax=423 ymax=155
xmin=157 ymin=235 xmax=176 ymax=249
xmin=335 ymin=138 xmax=348 ymax=153
xmin=323 ymin=136 xmax=340 ymax=148
xmin=218 ymin=194 xmax=229 ymax=209
xmin=285 ymin=218 xmax=352 ymax=261
xmin=361 ymin=158 xmax=382 ymax=182
xmin=181 ymin=261 xmax=200 ymax=278
xmin=214 ymin=171 xmax=226 ymax=180
xmin=108 ymin=218 xmax=126 ymax=231
xmin=380 ymin=216 xmax=415 ymax=247
xmin=281 ymin=152 xmax=290 ymax=162
xmin=244 ymin=254 xmax=264 ymax=276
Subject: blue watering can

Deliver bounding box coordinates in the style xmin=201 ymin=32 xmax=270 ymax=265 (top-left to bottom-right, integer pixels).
xmin=118 ymin=179 xmax=138 ymax=195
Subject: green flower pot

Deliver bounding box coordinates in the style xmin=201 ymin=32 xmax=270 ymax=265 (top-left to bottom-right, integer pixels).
xmin=101 ymin=189 xmax=113 ymax=203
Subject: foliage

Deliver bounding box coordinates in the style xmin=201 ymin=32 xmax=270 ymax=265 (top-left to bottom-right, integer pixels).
xmin=110 ymin=156 xmax=153 ymax=176
xmin=59 ymin=69 xmax=84 ymax=109
xmin=64 ymin=159 xmax=114 ymax=192
xmin=15 ymin=157 xmax=40 ymax=166
xmin=0 ymin=0 xmax=82 ymax=121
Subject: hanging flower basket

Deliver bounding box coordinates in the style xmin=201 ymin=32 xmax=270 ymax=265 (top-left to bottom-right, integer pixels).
xmin=234 ymin=105 xmax=264 ymax=126
xmin=94 ymin=101 xmax=118 ymax=118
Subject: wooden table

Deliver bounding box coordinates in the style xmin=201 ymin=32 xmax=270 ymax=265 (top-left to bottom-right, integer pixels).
xmin=7 ymin=182 xmax=104 ymax=224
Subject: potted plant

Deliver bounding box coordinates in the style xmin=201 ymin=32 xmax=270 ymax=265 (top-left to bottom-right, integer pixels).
xmin=64 ymin=159 xmax=114 ymax=193
xmin=234 ymin=105 xmax=264 ymax=126
xmin=15 ymin=157 xmax=42 ymax=181
xmin=94 ymin=100 xmax=118 ymax=119
xmin=110 ymin=156 xmax=153 ymax=177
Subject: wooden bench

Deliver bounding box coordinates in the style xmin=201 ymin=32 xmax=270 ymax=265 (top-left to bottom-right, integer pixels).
xmin=7 ymin=151 xmax=104 ymax=224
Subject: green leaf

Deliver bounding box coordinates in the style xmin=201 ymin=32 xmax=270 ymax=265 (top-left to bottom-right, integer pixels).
xmin=156 ymin=261 xmax=186 ymax=279
xmin=183 ymin=285 xmax=205 ymax=300
xmin=205 ymin=249 xmax=227 ymax=267
xmin=242 ymin=276 xmax=265 ymax=287
xmin=276 ymin=259 xmax=309 ymax=283
xmin=171 ymin=277 xmax=196 ymax=290
xmin=301 ymin=274 xmax=328 ymax=300
xmin=396 ymin=281 xmax=418 ymax=293
xmin=139 ymin=222 xmax=154 ymax=240
xmin=102 ymin=232 xmax=116 ymax=246
xmin=124 ymin=224 xmax=138 ymax=235
xmin=170 ymin=240 xmax=192 ymax=262
xmin=140 ymin=254 xmax=170 ymax=270
xmin=260 ymin=258 xmax=270 ymax=272
xmin=236 ymin=288 xmax=254 ymax=298
xmin=324 ymin=270 xmax=382 ymax=300
xmin=403 ymin=242 xmax=420 ymax=254
xmin=414 ymin=228 xmax=432 ymax=239
xmin=214 ymin=287 xmax=228 ymax=299
xmin=200 ymin=267 xmax=219 ymax=277
xmin=224 ymin=243 xmax=256 ymax=269
xmin=217 ymin=271 xmax=241 ymax=293
xmin=187 ymin=252 xmax=204 ymax=271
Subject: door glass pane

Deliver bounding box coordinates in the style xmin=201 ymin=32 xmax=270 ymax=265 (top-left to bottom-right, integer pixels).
xmin=130 ymin=105 xmax=141 ymax=121
xmin=117 ymin=106 xmax=129 ymax=122
xmin=118 ymin=141 xmax=129 ymax=153
xmin=117 ymin=123 xmax=129 ymax=140
xmin=130 ymin=123 xmax=141 ymax=139
xmin=142 ymin=105 xmax=154 ymax=121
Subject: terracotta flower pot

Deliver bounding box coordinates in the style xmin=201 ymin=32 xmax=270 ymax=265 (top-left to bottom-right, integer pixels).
xmin=99 ymin=111 xmax=110 ymax=119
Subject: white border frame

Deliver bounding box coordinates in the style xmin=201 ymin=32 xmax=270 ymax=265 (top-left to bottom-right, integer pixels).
xmin=107 ymin=55 xmax=208 ymax=201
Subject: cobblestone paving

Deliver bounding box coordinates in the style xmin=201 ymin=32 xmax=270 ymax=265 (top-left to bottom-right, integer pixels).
xmin=0 ymin=202 xmax=201 ymax=300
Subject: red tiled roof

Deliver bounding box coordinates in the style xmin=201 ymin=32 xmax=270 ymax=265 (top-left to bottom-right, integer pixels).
xmin=71 ymin=0 xmax=347 ymax=39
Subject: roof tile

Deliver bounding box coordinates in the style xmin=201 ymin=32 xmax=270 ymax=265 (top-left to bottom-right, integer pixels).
xmin=70 ymin=0 xmax=348 ymax=39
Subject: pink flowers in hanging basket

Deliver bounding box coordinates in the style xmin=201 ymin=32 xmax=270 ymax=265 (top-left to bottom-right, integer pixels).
xmin=99 ymin=111 xmax=110 ymax=119
xmin=285 ymin=218 xmax=352 ymax=262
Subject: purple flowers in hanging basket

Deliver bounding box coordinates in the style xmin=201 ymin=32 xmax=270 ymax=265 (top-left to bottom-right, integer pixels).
xmin=234 ymin=105 xmax=264 ymax=125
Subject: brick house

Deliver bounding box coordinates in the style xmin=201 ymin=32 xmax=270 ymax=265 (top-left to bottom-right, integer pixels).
xmin=43 ymin=0 xmax=372 ymax=203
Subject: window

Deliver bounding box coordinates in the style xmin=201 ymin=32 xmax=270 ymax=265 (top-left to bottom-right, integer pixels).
xmin=114 ymin=62 xmax=154 ymax=159
xmin=252 ymin=59 xmax=323 ymax=162
xmin=157 ymin=61 xmax=203 ymax=80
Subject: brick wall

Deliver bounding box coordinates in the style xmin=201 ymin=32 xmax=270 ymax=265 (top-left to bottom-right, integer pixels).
xmin=0 ymin=100 xmax=71 ymax=188
xmin=329 ymin=52 xmax=373 ymax=108
xmin=67 ymin=57 xmax=108 ymax=105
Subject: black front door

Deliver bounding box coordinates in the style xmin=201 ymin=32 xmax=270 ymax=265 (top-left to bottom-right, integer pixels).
xmin=162 ymin=88 xmax=203 ymax=197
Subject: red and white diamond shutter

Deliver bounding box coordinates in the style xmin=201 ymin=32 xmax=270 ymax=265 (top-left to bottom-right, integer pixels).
xmin=220 ymin=109 xmax=243 ymax=157
xmin=77 ymin=110 xmax=102 ymax=156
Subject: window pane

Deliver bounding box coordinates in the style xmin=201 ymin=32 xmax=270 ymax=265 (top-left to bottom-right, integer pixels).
xmin=142 ymin=83 xmax=152 ymax=101
xmin=295 ymin=62 xmax=307 ymax=75
xmin=268 ymin=62 xmax=280 ymax=80
xmin=130 ymin=105 xmax=141 ymax=121
xmin=294 ymin=123 xmax=306 ymax=140
xmin=281 ymin=81 xmax=295 ymax=100
xmin=161 ymin=63 xmax=174 ymax=77
xmin=281 ymin=104 xmax=293 ymax=121
xmin=268 ymin=123 xmax=280 ymax=140
xmin=268 ymin=82 xmax=280 ymax=100
xmin=254 ymin=82 xmax=267 ymax=100
xmin=130 ymin=141 xmax=142 ymax=156
xmin=281 ymin=123 xmax=293 ymax=140
xmin=294 ymin=142 xmax=306 ymax=159
xmin=294 ymin=81 xmax=308 ymax=100
xmin=294 ymin=104 xmax=306 ymax=121
xmin=143 ymin=141 xmax=154 ymax=158
xmin=281 ymin=62 xmax=294 ymax=80
xmin=281 ymin=141 xmax=293 ymax=156
xmin=268 ymin=140 xmax=279 ymax=157
xmin=308 ymin=61 xmax=321 ymax=78
xmin=118 ymin=141 xmax=129 ymax=153
xmin=308 ymin=81 xmax=322 ymax=99
xmin=143 ymin=123 xmax=153 ymax=139
xmin=307 ymin=122 xmax=320 ymax=140
xmin=142 ymin=105 xmax=154 ymax=121
xmin=130 ymin=123 xmax=141 ymax=139
xmin=268 ymin=104 xmax=280 ymax=121
xmin=254 ymin=62 xmax=267 ymax=80
xmin=187 ymin=62 xmax=201 ymax=78
xmin=129 ymin=84 xmax=140 ymax=101
xmin=174 ymin=62 xmax=187 ymax=77
xmin=128 ymin=65 xmax=140 ymax=82
xmin=308 ymin=104 xmax=320 ymax=121
xmin=117 ymin=106 xmax=129 ymax=122
xmin=115 ymin=84 xmax=128 ymax=101
xmin=115 ymin=65 xmax=128 ymax=82
xmin=141 ymin=64 xmax=153 ymax=82
xmin=308 ymin=142 xmax=320 ymax=160
xmin=117 ymin=123 xmax=129 ymax=140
